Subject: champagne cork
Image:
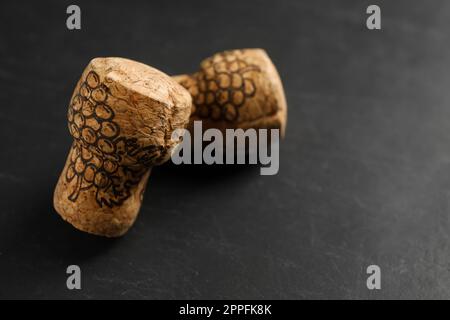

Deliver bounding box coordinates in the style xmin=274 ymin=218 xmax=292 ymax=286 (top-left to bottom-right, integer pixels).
xmin=54 ymin=57 xmax=191 ymax=237
xmin=173 ymin=49 xmax=287 ymax=136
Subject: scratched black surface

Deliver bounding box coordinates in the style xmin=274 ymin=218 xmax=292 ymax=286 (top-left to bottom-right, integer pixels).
xmin=1 ymin=0 xmax=450 ymax=299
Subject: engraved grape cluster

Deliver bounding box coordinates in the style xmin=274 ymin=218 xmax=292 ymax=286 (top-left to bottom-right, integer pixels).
xmin=66 ymin=71 xmax=159 ymax=208
xmin=183 ymin=51 xmax=261 ymax=122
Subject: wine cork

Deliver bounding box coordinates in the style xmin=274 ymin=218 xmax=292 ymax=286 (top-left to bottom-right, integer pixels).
xmin=173 ymin=49 xmax=287 ymax=136
xmin=53 ymin=57 xmax=191 ymax=237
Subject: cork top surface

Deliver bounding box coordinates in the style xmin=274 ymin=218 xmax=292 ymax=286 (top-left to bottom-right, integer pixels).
xmin=89 ymin=57 xmax=191 ymax=110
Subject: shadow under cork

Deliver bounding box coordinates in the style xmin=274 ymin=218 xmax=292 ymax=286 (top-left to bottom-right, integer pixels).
xmin=136 ymin=161 xmax=264 ymax=229
xmin=136 ymin=141 xmax=278 ymax=227
xmin=152 ymin=139 xmax=273 ymax=185
xmin=156 ymin=161 xmax=262 ymax=182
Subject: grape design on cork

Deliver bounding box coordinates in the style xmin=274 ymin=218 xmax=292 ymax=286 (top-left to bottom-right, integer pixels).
xmin=66 ymin=71 xmax=162 ymax=208
xmin=180 ymin=51 xmax=272 ymax=122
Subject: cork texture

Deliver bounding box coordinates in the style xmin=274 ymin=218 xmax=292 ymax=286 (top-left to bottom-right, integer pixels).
xmin=173 ymin=49 xmax=287 ymax=136
xmin=54 ymin=57 xmax=192 ymax=237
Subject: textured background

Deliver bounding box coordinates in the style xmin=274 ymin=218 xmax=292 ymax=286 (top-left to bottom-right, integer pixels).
xmin=1 ymin=0 xmax=450 ymax=299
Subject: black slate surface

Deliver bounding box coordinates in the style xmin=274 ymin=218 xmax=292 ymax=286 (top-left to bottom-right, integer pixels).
xmin=1 ymin=0 xmax=450 ymax=299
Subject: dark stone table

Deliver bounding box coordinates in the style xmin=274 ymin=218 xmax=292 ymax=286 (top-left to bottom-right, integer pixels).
xmin=1 ymin=0 xmax=449 ymax=299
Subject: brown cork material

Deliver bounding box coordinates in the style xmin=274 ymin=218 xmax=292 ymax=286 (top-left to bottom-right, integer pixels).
xmin=53 ymin=57 xmax=192 ymax=237
xmin=173 ymin=49 xmax=287 ymax=137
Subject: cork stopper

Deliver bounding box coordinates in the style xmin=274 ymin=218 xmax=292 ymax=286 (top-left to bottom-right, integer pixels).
xmin=54 ymin=57 xmax=192 ymax=237
xmin=173 ymin=49 xmax=287 ymax=136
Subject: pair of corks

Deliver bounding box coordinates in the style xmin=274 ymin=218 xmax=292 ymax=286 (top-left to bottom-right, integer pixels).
xmin=53 ymin=49 xmax=287 ymax=237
